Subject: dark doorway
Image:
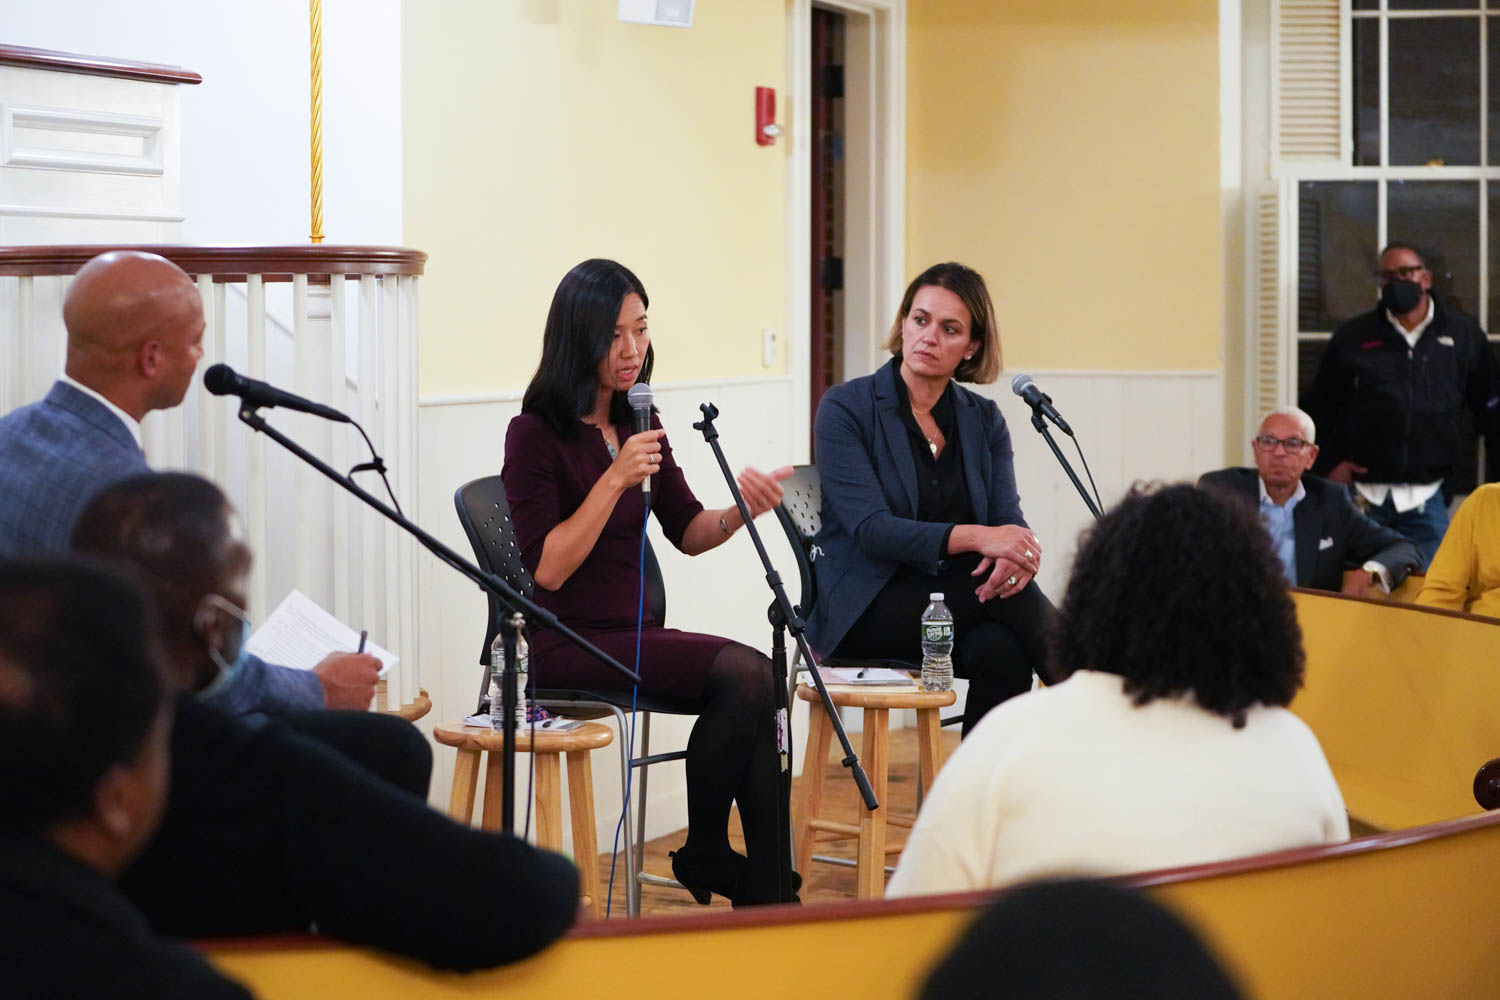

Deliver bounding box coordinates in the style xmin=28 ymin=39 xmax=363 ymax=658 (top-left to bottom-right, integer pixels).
xmin=809 ymin=5 xmax=846 ymax=452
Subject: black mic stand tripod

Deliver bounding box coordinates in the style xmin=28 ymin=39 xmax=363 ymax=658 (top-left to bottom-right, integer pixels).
xmin=232 ymin=402 xmax=641 ymax=837
xmin=691 ymin=402 xmax=877 ymax=904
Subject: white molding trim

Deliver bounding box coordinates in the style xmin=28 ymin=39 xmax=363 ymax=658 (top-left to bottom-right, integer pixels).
xmin=0 ymin=202 xmax=184 ymax=222
xmin=1 ymin=105 xmax=164 ymax=177
xmin=418 ymin=373 xmax=796 ymax=408
xmin=786 ymin=0 xmax=906 ymax=463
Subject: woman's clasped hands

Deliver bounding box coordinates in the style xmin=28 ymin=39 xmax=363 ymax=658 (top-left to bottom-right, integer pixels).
xmin=971 ymin=525 xmax=1042 ymax=603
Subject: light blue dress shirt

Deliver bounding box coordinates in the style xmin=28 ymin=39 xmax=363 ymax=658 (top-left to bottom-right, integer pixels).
xmin=1258 ymin=478 xmax=1306 ymax=586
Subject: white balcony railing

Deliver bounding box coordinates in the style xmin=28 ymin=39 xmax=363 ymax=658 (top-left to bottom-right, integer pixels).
xmin=0 ymin=244 xmax=425 ymax=711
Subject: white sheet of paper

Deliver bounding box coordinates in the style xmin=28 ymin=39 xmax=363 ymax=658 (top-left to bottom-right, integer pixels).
xmin=823 ymin=667 xmax=914 ymax=686
xmin=245 ymin=589 xmax=397 ymax=677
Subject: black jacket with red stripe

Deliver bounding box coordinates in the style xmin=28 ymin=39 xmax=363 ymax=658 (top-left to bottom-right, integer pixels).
xmin=1306 ymin=296 xmax=1500 ymax=485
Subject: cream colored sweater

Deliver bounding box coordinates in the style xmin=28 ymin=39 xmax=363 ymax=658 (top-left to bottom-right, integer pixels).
xmin=887 ymin=670 xmax=1349 ymax=897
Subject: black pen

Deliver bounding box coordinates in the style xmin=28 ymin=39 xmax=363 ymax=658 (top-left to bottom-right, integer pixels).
xmin=357 ymin=630 xmax=368 ymax=654
xmin=856 ymin=667 xmax=867 ymax=679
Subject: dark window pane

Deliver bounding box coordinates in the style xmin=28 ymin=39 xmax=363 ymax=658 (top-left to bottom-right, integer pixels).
xmin=1487 ymin=182 xmax=1500 ymax=327
xmin=1297 ymin=182 xmax=1378 ymax=332
xmin=1488 ymin=17 xmax=1500 ymax=165
xmin=1391 ymin=0 xmax=1477 ymax=8
xmin=1351 ymin=0 xmax=1377 ymax=9
xmin=1388 ymin=180 xmax=1480 ymax=321
xmin=1353 ymin=19 xmax=1380 ymax=165
xmin=1389 ymin=17 xmax=1480 ymax=165
xmin=1297 ymin=338 xmax=1327 ymax=409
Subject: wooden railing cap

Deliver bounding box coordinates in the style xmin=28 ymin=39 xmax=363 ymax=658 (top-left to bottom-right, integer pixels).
xmin=0 ymin=245 xmax=428 ymax=280
xmin=0 ymin=44 xmax=202 ymax=85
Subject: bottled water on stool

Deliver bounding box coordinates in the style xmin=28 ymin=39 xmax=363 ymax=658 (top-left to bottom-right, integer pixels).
xmin=920 ymin=593 xmax=954 ymax=692
xmin=488 ymin=630 xmax=530 ymax=729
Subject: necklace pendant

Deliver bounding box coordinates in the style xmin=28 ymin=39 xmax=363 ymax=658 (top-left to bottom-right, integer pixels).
xmin=928 ymin=439 xmax=938 ymax=457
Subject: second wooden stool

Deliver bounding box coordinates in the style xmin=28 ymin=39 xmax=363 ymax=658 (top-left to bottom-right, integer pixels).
xmin=793 ymin=683 xmax=956 ymax=899
xmin=434 ymin=720 xmax=613 ymax=917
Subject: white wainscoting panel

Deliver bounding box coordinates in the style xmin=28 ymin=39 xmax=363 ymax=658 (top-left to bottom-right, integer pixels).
xmin=976 ymin=371 xmax=1226 ymax=601
xmin=0 ymin=65 xmax=183 ymax=244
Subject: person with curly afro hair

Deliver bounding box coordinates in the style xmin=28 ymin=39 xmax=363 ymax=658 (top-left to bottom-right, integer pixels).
xmin=887 ymin=483 xmax=1349 ymax=897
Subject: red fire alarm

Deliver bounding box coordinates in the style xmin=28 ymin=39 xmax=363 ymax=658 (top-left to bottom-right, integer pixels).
xmin=755 ymin=86 xmax=781 ymax=146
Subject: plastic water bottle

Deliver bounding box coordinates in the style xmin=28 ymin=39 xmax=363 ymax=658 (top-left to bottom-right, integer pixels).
xmin=488 ymin=633 xmax=505 ymax=730
xmin=920 ymin=593 xmax=954 ymax=692
xmin=487 ymin=630 xmax=530 ymax=729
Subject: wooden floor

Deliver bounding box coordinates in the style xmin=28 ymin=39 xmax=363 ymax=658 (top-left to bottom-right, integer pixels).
xmin=591 ymin=726 xmax=963 ymax=918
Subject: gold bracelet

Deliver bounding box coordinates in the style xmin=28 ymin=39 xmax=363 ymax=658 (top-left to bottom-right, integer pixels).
xmin=720 ymin=515 xmax=733 ymax=535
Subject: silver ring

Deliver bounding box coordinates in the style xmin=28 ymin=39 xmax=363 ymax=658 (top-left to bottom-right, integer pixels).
xmin=1024 ymin=549 xmax=1033 ymax=559
xmin=1008 ymin=575 xmax=1018 ymax=587
xmin=650 ymin=454 xmax=659 ymax=464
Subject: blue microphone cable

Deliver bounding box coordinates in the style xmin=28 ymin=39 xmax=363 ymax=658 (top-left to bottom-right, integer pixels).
xmin=605 ymin=495 xmax=649 ymax=917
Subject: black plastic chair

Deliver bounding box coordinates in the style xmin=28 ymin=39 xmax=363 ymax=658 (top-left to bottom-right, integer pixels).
xmin=774 ymin=464 xmax=964 ymax=732
xmin=773 ymin=464 xmax=922 ymax=676
xmin=454 ymin=475 xmax=696 ymax=916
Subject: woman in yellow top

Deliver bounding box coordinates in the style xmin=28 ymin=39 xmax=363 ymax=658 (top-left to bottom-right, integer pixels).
xmin=1416 ymin=484 xmax=1500 ymax=618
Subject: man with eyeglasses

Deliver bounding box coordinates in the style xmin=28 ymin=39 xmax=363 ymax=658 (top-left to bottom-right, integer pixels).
xmin=1200 ymin=407 xmax=1420 ymax=596
xmin=1305 ymin=241 xmax=1500 ymax=567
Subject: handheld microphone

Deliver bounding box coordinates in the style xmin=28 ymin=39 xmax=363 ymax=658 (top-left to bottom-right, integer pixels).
xmin=203 ymin=364 xmax=351 ymax=423
xmin=627 ymin=382 xmax=654 ymax=496
xmin=1010 ymin=374 xmax=1073 ymax=437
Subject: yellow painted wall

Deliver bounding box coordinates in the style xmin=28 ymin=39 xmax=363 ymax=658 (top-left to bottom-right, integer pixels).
xmin=907 ymin=0 xmax=1223 ymax=372
xmin=403 ymin=2 xmax=788 ymax=397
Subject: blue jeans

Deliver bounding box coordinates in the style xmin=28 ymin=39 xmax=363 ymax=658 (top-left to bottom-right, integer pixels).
xmin=1363 ymin=488 xmax=1450 ymax=571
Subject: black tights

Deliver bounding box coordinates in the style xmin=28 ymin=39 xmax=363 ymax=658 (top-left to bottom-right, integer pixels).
xmin=682 ymin=641 xmax=782 ymax=889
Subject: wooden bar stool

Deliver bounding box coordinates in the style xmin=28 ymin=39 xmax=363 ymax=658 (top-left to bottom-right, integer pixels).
xmin=434 ymin=720 xmax=613 ymax=917
xmin=793 ymin=683 xmax=956 ymax=899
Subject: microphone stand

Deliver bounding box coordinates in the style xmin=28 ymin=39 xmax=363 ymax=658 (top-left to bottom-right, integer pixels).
xmin=233 ymin=403 xmax=640 ymax=836
xmin=1027 ymin=405 xmax=1102 ymax=520
xmin=691 ymin=402 xmax=877 ymax=904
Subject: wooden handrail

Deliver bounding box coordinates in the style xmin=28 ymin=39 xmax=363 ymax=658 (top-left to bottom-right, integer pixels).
xmin=0 ymin=245 xmax=427 ymax=280
xmin=1291 ymin=583 xmax=1500 ymax=628
xmin=0 ymin=44 xmax=202 ymax=85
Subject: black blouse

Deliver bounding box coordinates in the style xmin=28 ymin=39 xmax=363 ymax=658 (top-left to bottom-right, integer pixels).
xmin=888 ymin=359 xmax=974 ymax=556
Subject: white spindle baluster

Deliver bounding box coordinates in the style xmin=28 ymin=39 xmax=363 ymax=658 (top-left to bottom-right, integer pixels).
xmin=211 ymin=282 xmax=228 ymax=484
xmin=17 ymin=277 xmax=33 ymax=406
xmin=380 ymin=275 xmax=402 ymax=706
xmin=329 ymin=275 xmax=350 ymax=622
xmin=358 ymin=275 xmax=380 ymax=683
xmin=397 ymin=275 xmax=418 ymax=706
xmin=0 ymin=277 xmax=17 ymax=414
xmin=195 ymin=275 xmax=216 ymax=477
xmin=293 ymin=274 xmax=314 ymax=599
xmin=246 ymin=275 xmax=269 ymax=619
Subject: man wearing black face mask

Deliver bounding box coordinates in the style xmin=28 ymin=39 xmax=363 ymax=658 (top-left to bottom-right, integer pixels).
xmin=1307 ymin=241 xmax=1500 ymax=567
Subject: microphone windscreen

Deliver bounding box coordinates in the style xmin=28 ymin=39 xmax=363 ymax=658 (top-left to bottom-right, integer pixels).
xmin=1010 ymin=373 xmax=1035 ymax=397
xmin=627 ymin=382 xmax=654 ymax=411
xmin=203 ymin=364 xmax=237 ymax=396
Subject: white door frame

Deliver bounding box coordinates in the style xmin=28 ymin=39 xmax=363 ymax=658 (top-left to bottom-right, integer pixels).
xmin=786 ymin=0 xmax=906 ymax=463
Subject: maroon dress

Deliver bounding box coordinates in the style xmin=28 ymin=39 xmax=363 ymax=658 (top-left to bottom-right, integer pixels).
xmin=501 ymin=411 xmax=732 ymax=700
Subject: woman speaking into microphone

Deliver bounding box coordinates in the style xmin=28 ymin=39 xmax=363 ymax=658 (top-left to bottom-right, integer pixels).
xmin=808 ymin=262 xmax=1056 ymax=734
xmin=501 ymin=258 xmax=795 ymax=906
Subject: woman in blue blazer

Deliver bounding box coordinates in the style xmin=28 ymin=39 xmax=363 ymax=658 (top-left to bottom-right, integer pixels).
xmin=809 ymin=262 xmax=1055 ymax=733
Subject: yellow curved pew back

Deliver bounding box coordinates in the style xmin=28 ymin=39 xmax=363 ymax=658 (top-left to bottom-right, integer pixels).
xmin=207 ymin=812 xmax=1500 ymax=1000
xmin=1290 ymin=589 xmax=1500 ymax=830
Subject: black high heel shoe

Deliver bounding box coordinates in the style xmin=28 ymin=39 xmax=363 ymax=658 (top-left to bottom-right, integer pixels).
xmin=732 ymin=868 xmax=803 ymax=908
xmin=668 ymin=844 xmax=747 ymax=905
